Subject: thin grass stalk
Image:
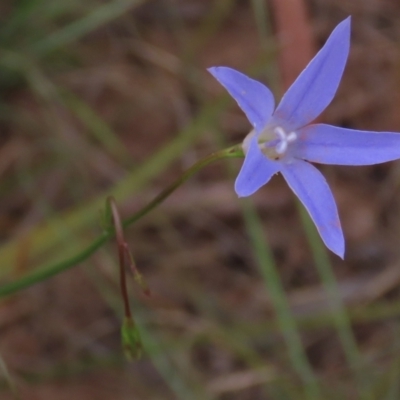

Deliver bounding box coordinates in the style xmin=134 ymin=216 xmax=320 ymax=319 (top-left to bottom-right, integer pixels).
xmin=242 ymin=200 xmax=320 ymax=400
xmin=297 ymin=202 xmax=372 ymax=400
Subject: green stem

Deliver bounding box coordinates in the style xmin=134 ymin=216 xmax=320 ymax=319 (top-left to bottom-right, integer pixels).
xmin=123 ymin=144 xmax=242 ymax=227
xmin=0 ymin=145 xmax=243 ymax=298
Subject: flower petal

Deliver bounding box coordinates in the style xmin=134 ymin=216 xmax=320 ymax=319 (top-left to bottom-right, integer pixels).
xmin=208 ymin=66 xmax=275 ymax=132
xmin=273 ymin=17 xmax=351 ymax=130
xmin=281 ymin=160 xmax=344 ymax=258
xmin=235 ymin=137 xmax=280 ymax=197
xmin=296 ymin=124 xmax=400 ymax=165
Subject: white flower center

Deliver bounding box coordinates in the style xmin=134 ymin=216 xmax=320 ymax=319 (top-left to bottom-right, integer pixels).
xmin=242 ymin=125 xmax=298 ymax=161
xmin=272 ymin=127 xmax=297 ymax=155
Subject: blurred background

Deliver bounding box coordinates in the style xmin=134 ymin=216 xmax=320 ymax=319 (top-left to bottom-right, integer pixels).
xmin=1 ymin=0 xmax=400 ymax=399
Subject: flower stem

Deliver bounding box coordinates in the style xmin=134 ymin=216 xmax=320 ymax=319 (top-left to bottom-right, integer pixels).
xmin=0 ymin=145 xmax=243 ymax=298
xmin=122 ymin=145 xmax=243 ymax=227
xmin=108 ymin=196 xmax=132 ymax=319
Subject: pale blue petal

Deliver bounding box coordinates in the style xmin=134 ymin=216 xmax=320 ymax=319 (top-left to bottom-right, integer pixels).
xmin=235 ymin=137 xmax=280 ymax=197
xmin=208 ymin=66 xmax=275 ymax=132
xmin=296 ymin=124 xmax=400 ymax=165
xmin=281 ymin=160 xmax=344 ymax=258
xmin=273 ymin=17 xmax=351 ymax=130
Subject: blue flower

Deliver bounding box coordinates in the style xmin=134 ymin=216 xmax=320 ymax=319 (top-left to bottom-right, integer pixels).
xmin=208 ymin=17 xmax=400 ymax=258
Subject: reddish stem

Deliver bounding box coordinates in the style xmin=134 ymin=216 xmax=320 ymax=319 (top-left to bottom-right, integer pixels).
xmin=108 ymin=196 xmax=132 ymax=319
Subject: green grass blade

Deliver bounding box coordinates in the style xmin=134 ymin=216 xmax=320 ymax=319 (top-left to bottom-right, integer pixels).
xmin=297 ymin=202 xmax=372 ymax=400
xmin=31 ymin=0 xmax=147 ymax=55
xmin=60 ymin=89 xmax=133 ymax=165
xmin=251 ymin=0 xmax=270 ymax=45
xmin=242 ymin=200 xmax=320 ymax=399
xmin=385 ymin=354 xmax=400 ymax=400
xmin=0 ymin=0 xmax=46 ymax=40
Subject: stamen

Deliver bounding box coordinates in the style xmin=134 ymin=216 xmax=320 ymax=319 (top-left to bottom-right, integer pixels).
xmin=275 ymin=140 xmax=288 ymax=154
xmin=273 ymin=127 xmax=297 ymax=155
xmin=274 ymin=127 xmax=286 ymax=141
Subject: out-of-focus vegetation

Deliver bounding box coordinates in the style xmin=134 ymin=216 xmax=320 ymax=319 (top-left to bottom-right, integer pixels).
xmin=2 ymin=0 xmax=400 ymax=399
